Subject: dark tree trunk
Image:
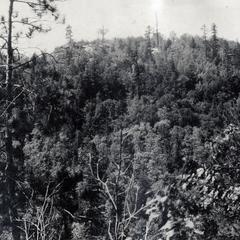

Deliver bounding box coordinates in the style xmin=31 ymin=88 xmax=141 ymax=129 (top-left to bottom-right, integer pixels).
xmin=5 ymin=0 xmax=20 ymax=239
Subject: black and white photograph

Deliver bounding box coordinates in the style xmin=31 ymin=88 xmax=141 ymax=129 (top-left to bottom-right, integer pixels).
xmin=1 ymin=0 xmax=240 ymax=239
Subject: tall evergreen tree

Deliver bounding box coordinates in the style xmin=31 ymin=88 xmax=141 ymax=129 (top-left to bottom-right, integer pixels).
xmin=211 ymin=23 xmax=219 ymax=62
xmin=0 ymin=1 xmax=64 ymax=239
xmin=201 ymin=24 xmax=209 ymax=58
xmin=144 ymin=26 xmax=153 ymax=61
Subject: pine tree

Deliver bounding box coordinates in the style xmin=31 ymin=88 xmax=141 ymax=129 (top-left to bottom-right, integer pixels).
xmin=66 ymin=24 xmax=73 ymax=44
xmin=144 ymin=26 xmax=153 ymax=61
xmin=211 ymin=23 xmax=219 ymax=62
xmin=0 ymin=1 xmax=64 ymax=239
xmin=201 ymin=24 xmax=208 ymax=58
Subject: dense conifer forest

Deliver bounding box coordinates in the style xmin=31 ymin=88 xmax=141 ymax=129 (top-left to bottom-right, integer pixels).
xmin=2 ymin=2 xmax=240 ymax=238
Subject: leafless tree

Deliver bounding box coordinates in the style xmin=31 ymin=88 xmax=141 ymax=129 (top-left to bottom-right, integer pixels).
xmin=88 ymin=128 xmax=155 ymax=240
xmin=16 ymin=183 xmax=64 ymax=240
xmin=98 ymin=26 xmax=108 ymax=43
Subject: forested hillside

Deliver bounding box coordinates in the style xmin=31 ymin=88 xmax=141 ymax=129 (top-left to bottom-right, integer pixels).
xmin=2 ymin=23 xmax=240 ymax=239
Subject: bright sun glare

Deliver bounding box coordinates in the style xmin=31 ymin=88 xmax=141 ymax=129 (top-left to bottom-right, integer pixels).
xmin=151 ymin=0 xmax=163 ymax=12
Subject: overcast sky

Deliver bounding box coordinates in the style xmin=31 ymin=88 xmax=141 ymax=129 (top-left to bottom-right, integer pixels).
xmin=0 ymin=0 xmax=240 ymax=55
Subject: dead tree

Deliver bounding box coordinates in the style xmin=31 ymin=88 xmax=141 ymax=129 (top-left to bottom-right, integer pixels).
xmin=98 ymin=26 xmax=108 ymax=43
xmin=88 ymin=128 xmax=152 ymax=240
xmin=16 ymin=183 xmax=64 ymax=240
